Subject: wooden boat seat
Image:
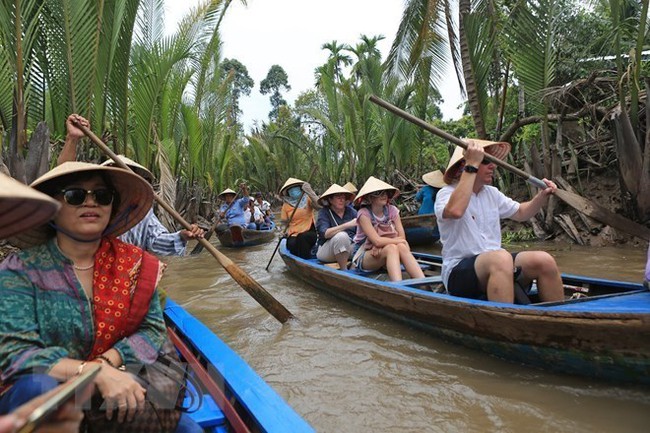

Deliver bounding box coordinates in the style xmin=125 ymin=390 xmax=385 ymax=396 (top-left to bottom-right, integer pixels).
xmin=400 ymin=276 xmax=443 ymax=285
xmin=185 ymin=375 xmax=227 ymax=430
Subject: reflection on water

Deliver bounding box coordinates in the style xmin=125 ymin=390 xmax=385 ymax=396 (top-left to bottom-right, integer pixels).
xmin=162 ymin=239 xmax=649 ymax=433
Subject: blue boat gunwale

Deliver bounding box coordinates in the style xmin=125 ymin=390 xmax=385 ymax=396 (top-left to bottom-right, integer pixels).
xmin=164 ymin=299 xmax=314 ymax=433
xmin=279 ymin=240 xmax=648 ymax=315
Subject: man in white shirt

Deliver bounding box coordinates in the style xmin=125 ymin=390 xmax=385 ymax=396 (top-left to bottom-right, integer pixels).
xmin=435 ymin=139 xmax=564 ymax=304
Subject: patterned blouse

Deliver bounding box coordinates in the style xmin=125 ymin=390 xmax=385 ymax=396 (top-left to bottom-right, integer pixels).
xmin=0 ymin=238 xmax=165 ymax=384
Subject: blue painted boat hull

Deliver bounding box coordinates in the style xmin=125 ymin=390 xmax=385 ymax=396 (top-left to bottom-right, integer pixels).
xmin=279 ymin=240 xmax=650 ymax=384
xmin=164 ymin=300 xmax=314 ymax=432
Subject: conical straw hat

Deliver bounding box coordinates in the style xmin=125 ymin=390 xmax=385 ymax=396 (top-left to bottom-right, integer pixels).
xmin=0 ymin=173 xmax=60 ymax=239
xmin=318 ymin=184 xmax=355 ymax=207
xmin=279 ymin=177 xmax=304 ymax=195
xmin=443 ymin=139 xmax=511 ymax=184
xmin=101 ymin=154 xmax=154 ymax=183
xmin=354 ymin=176 xmax=399 ymax=206
xmin=342 ymin=182 xmax=358 ymax=194
xmin=218 ymin=188 xmax=237 ymax=197
xmin=12 ymin=162 xmax=153 ymax=248
xmin=421 ymin=170 xmax=446 ymax=188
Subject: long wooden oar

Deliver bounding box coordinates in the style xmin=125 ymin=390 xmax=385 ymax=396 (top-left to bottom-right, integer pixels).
xmin=77 ymin=123 xmax=295 ymax=323
xmin=369 ymin=95 xmax=650 ymax=241
xmin=190 ymin=188 xmax=241 ymax=255
xmin=265 ymin=190 xmax=305 ymax=271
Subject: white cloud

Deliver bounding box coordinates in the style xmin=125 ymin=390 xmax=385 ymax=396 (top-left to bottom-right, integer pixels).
xmin=166 ymin=0 xmax=463 ymax=132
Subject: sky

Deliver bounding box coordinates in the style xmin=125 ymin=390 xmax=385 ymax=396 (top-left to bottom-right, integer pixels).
xmin=165 ymin=0 xmax=464 ymax=132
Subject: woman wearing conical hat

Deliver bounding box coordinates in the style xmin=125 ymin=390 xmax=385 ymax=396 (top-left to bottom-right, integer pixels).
xmin=0 ymin=162 xmax=202 ymax=432
xmin=434 ymin=139 xmax=563 ymax=304
xmin=280 ymin=177 xmax=321 ymax=259
xmin=315 ymin=184 xmax=357 ymax=269
xmin=416 ymin=169 xmax=445 ymax=240
xmin=59 ymin=114 xmax=204 ymax=256
xmin=350 ymin=177 xmax=425 ymax=282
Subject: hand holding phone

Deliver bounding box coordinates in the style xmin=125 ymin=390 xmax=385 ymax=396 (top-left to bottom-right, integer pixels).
xmin=12 ymin=363 xmax=100 ymax=433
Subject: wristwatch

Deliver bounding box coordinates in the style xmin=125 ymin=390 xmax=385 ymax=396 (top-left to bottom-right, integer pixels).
xmin=464 ymin=165 xmax=479 ymax=173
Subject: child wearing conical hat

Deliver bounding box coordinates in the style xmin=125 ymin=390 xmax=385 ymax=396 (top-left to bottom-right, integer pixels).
xmin=351 ymin=177 xmax=425 ymax=282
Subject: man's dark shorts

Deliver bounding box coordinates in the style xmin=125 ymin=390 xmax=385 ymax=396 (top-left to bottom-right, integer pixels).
xmin=447 ymin=252 xmax=519 ymax=299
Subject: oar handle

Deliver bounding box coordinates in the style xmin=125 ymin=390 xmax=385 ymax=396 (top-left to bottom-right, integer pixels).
xmin=75 ymin=122 xmax=295 ymax=324
xmin=368 ymin=95 xmax=548 ymax=190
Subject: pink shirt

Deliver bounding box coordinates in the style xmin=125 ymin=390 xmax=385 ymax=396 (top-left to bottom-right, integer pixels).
xmin=353 ymin=205 xmax=400 ymax=248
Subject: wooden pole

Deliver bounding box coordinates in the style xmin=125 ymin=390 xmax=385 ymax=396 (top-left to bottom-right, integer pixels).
xmin=77 ymin=122 xmax=295 ymax=323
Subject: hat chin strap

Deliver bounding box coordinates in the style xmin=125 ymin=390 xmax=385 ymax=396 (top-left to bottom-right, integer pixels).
xmin=49 ymin=204 xmax=138 ymax=243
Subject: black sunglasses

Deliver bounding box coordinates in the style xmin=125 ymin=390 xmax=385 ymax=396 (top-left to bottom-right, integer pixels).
xmin=61 ymin=188 xmax=114 ymax=206
xmin=480 ymin=158 xmax=492 ymax=165
xmin=369 ymin=190 xmax=389 ymax=197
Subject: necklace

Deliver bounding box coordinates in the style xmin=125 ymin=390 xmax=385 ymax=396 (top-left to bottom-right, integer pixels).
xmin=73 ymin=263 xmax=94 ymax=271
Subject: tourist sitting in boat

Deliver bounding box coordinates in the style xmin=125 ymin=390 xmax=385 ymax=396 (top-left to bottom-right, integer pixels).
xmin=217 ymin=183 xmax=255 ymax=230
xmin=435 ymin=139 xmax=564 ymax=304
xmin=255 ymin=191 xmax=271 ymax=226
xmin=351 ymin=177 xmax=426 ymax=281
xmin=57 ymin=114 xmax=204 ymax=256
xmin=248 ymin=198 xmax=268 ymax=230
xmin=280 ymin=177 xmax=321 ymax=259
xmin=0 ymin=162 xmax=202 ymax=432
xmin=416 ymin=170 xmax=444 ymax=239
xmin=315 ymin=184 xmax=358 ymax=269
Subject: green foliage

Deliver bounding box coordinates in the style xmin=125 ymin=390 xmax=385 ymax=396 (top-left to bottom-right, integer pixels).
xmin=501 ymin=227 xmax=536 ymax=246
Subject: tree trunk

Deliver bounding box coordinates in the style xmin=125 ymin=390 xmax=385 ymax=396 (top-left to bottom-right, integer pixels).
xmin=459 ymin=0 xmax=487 ymax=138
xmin=24 ymin=122 xmax=50 ymax=184
xmin=610 ymin=105 xmax=643 ymax=198
xmin=638 ymin=79 xmax=650 ymax=221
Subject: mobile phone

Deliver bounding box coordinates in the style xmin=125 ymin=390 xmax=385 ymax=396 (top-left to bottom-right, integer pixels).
xmin=15 ymin=363 xmax=101 ymax=433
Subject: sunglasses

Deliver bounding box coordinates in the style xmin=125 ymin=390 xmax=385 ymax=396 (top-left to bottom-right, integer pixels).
xmin=61 ymin=188 xmax=114 ymax=206
xmin=480 ymin=158 xmax=492 ymax=165
xmin=369 ymin=190 xmax=389 ymax=198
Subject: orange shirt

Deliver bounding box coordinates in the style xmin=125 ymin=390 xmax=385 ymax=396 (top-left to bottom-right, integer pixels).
xmin=281 ymin=198 xmax=314 ymax=236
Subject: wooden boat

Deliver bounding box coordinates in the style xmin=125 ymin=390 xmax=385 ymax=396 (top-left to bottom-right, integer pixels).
xmin=164 ymin=299 xmax=314 ymax=432
xmin=279 ymin=240 xmax=650 ymax=384
xmin=216 ymin=222 xmax=276 ymax=248
xmin=401 ymin=213 xmax=439 ymax=246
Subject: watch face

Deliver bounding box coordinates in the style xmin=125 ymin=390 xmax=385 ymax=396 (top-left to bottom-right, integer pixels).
xmin=464 ymin=165 xmax=479 ymax=173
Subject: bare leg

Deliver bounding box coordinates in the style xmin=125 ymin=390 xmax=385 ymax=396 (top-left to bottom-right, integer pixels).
xmin=514 ymin=251 xmax=564 ymax=302
xmin=475 ymin=249 xmax=515 ymax=303
xmin=335 ymin=251 xmax=350 ymax=270
xmin=363 ymin=244 xmax=403 ymax=281
xmin=397 ymin=243 xmax=425 ymax=279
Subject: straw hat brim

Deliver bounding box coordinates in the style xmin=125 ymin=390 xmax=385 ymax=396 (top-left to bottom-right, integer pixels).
xmin=443 ymin=139 xmax=511 ymax=184
xmin=318 ymin=184 xmax=355 ymax=207
xmin=101 ymin=155 xmax=154 ymax=183
xmin=422 ymin=170 xmax=446 ymax=189
xmin=12 ymin=162 xmax=153 ymax=248
xmin=279 ymin=177 xmax=305 ymax=195
xmin=0 ymin=173 xmax=61 ymax=239
xmin=218 ymin=188 xmax=237 ymax=197
xmin=353 ymin=176 xmax=399 ymax=206
xmin=342 ymin=182 xmax=358 ymax=194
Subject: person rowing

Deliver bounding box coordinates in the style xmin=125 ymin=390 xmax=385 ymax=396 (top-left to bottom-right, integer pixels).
xmin=434 ymin=139 xmax=564 ymax=304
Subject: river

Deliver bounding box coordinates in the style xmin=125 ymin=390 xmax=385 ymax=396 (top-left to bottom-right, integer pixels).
xmin=162 ymin=239 xmax=649 ymax=433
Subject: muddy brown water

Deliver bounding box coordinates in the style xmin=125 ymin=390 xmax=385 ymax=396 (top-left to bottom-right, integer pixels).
xmin=162 ymin=239 xmax=649 ymax=433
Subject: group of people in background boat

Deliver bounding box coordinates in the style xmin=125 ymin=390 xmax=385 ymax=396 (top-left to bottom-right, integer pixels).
xmin=216 ymin=187 xmax=273 ymax=232
xmin=280 ymin=175 xmax=426 ymax=283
